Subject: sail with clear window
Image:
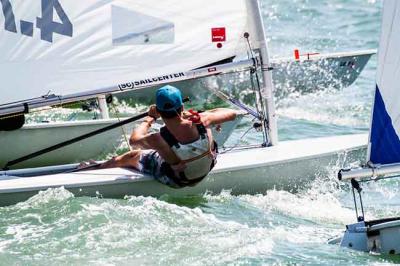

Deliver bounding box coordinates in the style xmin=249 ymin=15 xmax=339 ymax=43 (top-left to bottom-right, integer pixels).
xmin=0 ymin=0 xmax=261 ymax=113
xmin=368 ymin=0 xmax=400 ymax=165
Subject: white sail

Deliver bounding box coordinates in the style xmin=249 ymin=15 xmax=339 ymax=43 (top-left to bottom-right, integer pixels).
xmin=368 ymin=0 xmax=400 ymax=165
xmin=0 ymin=0 xmax=257 ymax=109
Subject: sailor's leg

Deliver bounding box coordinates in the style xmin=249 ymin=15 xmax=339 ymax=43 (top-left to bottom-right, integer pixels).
xmin=99 ymin=150 xmax=142 ymax=169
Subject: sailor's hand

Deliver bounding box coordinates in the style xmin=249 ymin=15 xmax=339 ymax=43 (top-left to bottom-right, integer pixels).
xmin=144 ymin=116 xmax=155 ymax=126
xmin=148 ymin=105 xmax=160 ymax=120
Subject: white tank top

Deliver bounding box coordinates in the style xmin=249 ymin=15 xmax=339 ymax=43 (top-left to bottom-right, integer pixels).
xmin=160 ymin=124 xmax=216 ymax=180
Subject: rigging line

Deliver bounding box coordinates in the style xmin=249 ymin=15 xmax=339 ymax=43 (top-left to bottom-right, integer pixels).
xmin=250 ymin=70 xmax=262 ymax=117
xmin=219 ymin=123 xmax=256 ymax=154
xmin=245 ymin=38 xmax=267 ymax=120
xmin=207 ymin=86 xmax=262 ymax=120
xmin=110 ymin=100 xmax=132 ymax=152
xmin=245 ymin=36 xmax=269 ymax=145
xmin=199 ymin=67 xmax=263 ymax=120
xmin=250 ymin=72 xmax=267 ymax=145
xmin=255 ymin=72 xmax=269 ymax=145
xmin=219 ymin=143 xmax=264 ymax=151
xmin=244 ymin=38 xmax=261 ymax=91
xmin=244 ymin=37 xmax=267 ymax=111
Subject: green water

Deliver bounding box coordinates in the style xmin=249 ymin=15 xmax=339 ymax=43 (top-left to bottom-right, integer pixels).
xmin=2 ymin=0 xmax=400 ymax=265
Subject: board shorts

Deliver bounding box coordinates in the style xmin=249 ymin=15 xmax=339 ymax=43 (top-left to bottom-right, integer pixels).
xmin=137 ymin=150 xmax=180 ymax=188
xmin=137 ymin=148 xmax=218 ymax=188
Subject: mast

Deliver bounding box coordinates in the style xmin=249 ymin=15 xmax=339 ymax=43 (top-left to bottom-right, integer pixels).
xmin=247 ymin=0 xmax=278 ymax=146
xmin=97 ymin=95 xmax=110 ymax=119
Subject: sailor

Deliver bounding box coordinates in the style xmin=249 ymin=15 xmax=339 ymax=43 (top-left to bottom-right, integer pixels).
xmin=96 ymin=85 xmax=238 ymax=188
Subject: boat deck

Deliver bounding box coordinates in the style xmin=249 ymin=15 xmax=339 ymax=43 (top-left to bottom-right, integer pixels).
xmin=0 ymin=134 xmax=368 ymax=206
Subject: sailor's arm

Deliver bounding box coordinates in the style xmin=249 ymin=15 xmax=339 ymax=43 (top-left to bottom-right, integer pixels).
xmin=130 ymin=105 xmax=161 ymax=149
xmin=129 ymin=120 xmax=180 ymax=164
xmin=200 ymin=108 xmax=238 ymax=127
xmin=129 ymin=116 xmax=156 ymax=149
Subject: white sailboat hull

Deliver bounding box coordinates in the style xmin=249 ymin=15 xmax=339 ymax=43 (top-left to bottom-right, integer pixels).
xmin=0 ymin=134 xmax=367 ymax=206
xmin=0 ymin=119 xmax=126 ymax=169
xmin=271 ymin=50 xmax=375 ymax=96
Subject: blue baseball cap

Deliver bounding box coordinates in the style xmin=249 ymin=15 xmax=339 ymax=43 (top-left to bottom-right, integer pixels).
xmin=156 ymin=85 xmax=183 ymax=111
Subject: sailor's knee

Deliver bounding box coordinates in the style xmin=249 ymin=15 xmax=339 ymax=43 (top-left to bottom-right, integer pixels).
xmin=127 ymin=150 xmax=141 ymax=160
xmin=110 ymin=150 xmax=140 ymax=168
xmin=123 ymin=150 xmax=141 ymax=168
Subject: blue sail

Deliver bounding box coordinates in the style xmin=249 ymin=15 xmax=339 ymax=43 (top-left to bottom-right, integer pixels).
xmin=368 ymin=0 xmax=400 ymax=164
xmin=370 ymin=86 xmax=400 ymax=164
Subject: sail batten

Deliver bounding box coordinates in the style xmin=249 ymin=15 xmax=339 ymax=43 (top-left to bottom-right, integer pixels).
xmin=1 ymin=0 xmax=255 ymax=110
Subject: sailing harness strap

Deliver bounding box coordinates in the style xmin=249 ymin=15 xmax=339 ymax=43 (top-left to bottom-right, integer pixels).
xmin=159 ymin=113 xmax=218 ymax=187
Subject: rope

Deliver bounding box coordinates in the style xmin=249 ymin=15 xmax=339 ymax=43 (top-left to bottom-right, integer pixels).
xmin=245 ymin=35 xmax=269 ymax=145
xmin=219 ymin=123 xmax=256 ymax=154
xmin=110 ymin=100 xmax=132 ymax=151
xmin=205 ymin=83 xmax=262 ymax=120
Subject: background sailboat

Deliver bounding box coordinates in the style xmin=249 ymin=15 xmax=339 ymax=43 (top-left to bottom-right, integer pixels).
xmin=335 ymin=0 xmax=400 ymax=255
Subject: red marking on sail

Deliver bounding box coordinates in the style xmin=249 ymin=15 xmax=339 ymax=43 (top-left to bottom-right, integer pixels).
xmin=212 ymin=28 xmax=226 ymax=42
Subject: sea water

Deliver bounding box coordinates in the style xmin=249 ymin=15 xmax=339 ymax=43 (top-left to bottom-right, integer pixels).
xmin=2 ymin=0 xmax=400 ymax=265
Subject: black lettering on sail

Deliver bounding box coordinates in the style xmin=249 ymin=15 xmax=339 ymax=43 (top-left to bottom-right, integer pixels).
xmin=121 ymin=72 xmax=186 ymax=90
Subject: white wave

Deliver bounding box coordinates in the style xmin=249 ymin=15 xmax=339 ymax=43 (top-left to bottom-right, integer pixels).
xmin=240 ymin=190 xmax=355 ymax=225
xmin=15 ymin=187 xmax=74 ymax=210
